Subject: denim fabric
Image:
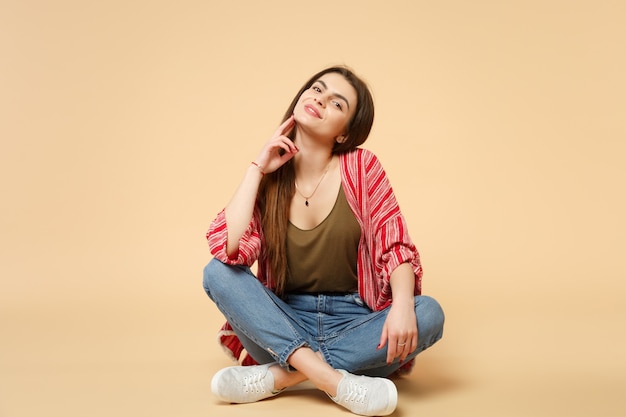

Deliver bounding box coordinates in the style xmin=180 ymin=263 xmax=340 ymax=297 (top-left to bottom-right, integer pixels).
xmin=203 ymin=258 xmax=444 ymax=377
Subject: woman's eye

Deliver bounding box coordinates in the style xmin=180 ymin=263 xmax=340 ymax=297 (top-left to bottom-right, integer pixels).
xmin=312 ymin=86 xmax=321 ymax=92
xmin=333 ymin=101 xmax=343 ymax=110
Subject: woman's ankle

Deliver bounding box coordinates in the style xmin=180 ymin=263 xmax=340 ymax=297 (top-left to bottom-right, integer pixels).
xmin=320 ymin=369 xmax=343 ymax=397
xmin=269 ymin=364 xmax=307 ymax=390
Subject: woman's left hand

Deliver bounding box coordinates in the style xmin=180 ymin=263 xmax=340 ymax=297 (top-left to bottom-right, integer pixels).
xmin=378 ymin=301 xmax=418 ymax=365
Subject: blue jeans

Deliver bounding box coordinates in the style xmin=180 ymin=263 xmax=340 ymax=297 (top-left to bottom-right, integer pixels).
xmin=203 ymin=258 xmax=444 ymax=377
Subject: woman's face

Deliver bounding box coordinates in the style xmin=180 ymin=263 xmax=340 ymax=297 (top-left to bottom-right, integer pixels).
xmin=293 ymin=72 xmax=358 ymax=143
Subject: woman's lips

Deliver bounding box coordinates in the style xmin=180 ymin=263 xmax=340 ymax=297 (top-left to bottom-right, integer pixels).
xmin=304 ymin=104 xmax=321 ymax=118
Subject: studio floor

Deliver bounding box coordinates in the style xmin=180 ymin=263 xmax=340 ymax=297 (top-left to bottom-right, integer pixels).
xmin=1 ymin=291 xmax=624 ymax=417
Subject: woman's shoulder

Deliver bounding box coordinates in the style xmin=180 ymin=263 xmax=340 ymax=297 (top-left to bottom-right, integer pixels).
xmin=340 ymin=148 xmax=388 ymax=194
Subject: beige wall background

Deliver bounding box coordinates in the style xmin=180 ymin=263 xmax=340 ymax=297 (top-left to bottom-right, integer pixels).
xmin=1 ymin=1 xmax=624 ymax=416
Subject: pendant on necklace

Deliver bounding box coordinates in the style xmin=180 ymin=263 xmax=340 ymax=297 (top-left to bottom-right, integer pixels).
xmin=305 ymin=200 xmax=309 ymax=207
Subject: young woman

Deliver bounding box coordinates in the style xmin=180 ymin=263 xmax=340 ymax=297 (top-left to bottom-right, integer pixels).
xmin=203 ymin=66 xmax=444 ymax=416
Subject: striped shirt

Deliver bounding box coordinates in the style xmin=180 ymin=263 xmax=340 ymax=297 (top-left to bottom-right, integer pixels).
xmin=207 ymin=148 xmax=422 ymax=311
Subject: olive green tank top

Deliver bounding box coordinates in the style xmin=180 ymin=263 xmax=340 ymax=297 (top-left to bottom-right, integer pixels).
xmin=285 ymin=185 xmax=361 ymax=293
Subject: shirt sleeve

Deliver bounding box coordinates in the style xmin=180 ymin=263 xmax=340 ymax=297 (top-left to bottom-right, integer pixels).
xmin=365 ymin=152 xmax=423 ymax=299
xmin=206 ymin=207 xmax=262 ymax=267
xmin=376 ymin=213 xmax=423 ymax=295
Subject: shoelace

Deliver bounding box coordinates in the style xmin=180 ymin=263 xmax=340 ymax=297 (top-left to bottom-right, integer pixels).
xmin=341 ymin=379 xmax=368 ymax=404
xmin=242 ymin=371 xmax=267 ymax=394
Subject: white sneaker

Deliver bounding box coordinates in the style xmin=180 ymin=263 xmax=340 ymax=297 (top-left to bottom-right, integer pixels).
xmin=329 ymin=370 xmax=398 ymax=416
xmin=211 ymin=363 xmax=283 ymax=403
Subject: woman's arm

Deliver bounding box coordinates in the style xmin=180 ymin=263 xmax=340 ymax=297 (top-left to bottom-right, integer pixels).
xmin=222 ymin=116 xmax=298 ymax=257
xmin=223 ymin=164 xmax=264 ymax=257
xmin=378 ymin=262 xmax=418 ymax=365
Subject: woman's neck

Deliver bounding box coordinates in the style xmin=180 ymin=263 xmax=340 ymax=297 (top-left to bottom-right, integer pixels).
xmin=293 ymin=146 xmax=334 ymax=178
xmin=293 ymin=133 xmax=335 ymax=179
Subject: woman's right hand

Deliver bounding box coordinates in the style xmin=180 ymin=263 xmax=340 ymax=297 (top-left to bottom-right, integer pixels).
xmin=254 ymin=115 xmax=298 ymax=174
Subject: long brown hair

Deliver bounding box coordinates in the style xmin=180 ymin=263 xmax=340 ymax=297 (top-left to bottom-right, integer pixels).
xmin=258 ymin=66 xmax=375 ymax=295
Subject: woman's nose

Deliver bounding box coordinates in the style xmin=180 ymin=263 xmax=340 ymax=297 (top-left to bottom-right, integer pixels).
xmin=314 ymin=95 xmax=326 ymax=107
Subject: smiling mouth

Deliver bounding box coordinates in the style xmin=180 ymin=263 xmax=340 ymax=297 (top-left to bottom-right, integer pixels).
xmin=304 ymin=104 xmax=321 ymax=118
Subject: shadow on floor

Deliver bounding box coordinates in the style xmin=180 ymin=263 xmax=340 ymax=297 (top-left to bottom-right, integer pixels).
xmin=392 ymin=355 xmax=470 ymax=399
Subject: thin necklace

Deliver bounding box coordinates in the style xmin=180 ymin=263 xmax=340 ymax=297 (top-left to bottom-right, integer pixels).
xmin=294 ymin=159 xmax=332 ymax=207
